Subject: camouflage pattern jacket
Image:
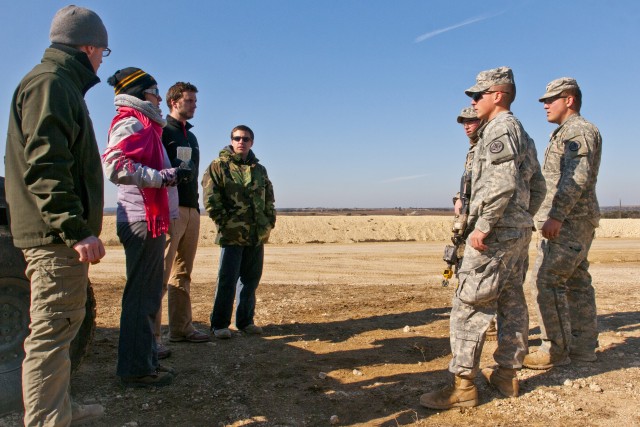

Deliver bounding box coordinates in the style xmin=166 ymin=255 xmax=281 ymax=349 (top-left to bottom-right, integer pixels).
xmin=534 ymin=113 xmax=602 ymax=228
xmin=202 ymin=147 xmax=276 ymax=246
xmin=468 ymin=111 xmax=546 ymax=234
xmin=453 ymin=139 xmax=478 ymax=203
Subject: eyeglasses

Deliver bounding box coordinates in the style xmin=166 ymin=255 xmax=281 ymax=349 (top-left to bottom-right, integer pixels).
xmin=102 ymin=47 xmax=111 ymax=57
xmin=462 ymin=120 xmax=480 ymax=127
xmin=143 ymin=87 xmax=160 ymax=97
xmin=542 ymin=95 xmax=568 ymax=104
xmin=471 ymin=90 xmax=510 ymax=102
xmin=232 ymin=136 xmax=252 ymax=143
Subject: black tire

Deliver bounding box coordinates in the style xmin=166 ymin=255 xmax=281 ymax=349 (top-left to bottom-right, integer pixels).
xmin=0 ymin=277 xmax=96 ymax=416
xmin=0 ymin=276 xmax=30 ymax=416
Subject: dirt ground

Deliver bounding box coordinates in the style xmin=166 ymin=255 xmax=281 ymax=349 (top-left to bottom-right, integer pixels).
xmin=2 ymin=236 xmax=639 ymax=426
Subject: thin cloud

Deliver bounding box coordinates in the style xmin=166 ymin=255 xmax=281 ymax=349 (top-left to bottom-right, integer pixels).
xmin=381 ymin=174 xmax=431 ymax=184
xmin=414 ymin=11 xmax=506 ymax=43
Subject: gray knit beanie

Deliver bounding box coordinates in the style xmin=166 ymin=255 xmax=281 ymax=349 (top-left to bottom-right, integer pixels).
xmin=49 ymin=5 xmax=108 ymax=48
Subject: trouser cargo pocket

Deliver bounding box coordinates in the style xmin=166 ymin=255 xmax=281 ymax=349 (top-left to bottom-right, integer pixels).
xmin=453 ymin=330 xmax=481 ymax=369
xmin=457 ymin=251 xmax=505 ymax=305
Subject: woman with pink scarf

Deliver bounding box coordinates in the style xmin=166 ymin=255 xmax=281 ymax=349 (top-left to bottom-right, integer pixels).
xmin=102 ymin=67 xmax=191 ymax=387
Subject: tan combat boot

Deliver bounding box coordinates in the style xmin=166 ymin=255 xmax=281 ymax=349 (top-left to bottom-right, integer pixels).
xmin=419 ymin=376 xmax=478 ymax=409
xmin=523 ymin=349 xmax=570 ymax=370
xmin=481 ymin=366 xmax=518 ymax=397
xmin=485 ymin=319 xmax=498 ymax=342
xmin=569 ymin=348 xmax=597 ymax=362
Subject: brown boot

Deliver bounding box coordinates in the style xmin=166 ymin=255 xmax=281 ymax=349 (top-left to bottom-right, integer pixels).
xmin=523 ymin=349 xmax=570 ymax=370
xmin=481 ymin=366 xmax=518 ymax=397
xmin=485 ymin=320 xmax=498 ymax=342
xmin=419 ymin=376 xmax=478 ymax=409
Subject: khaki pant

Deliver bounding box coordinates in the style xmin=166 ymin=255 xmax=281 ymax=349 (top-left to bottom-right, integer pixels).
xmin=155 ymin=207 xmax=200 ymax=340
xmin=22 ymin=244 xmax=88 ymax=427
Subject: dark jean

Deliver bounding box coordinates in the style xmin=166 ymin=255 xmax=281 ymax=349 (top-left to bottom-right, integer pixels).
xmin=210 ymin=245 xmax=264 ymax=330
xmin=116 ymin=221 xmax=165 ymax=377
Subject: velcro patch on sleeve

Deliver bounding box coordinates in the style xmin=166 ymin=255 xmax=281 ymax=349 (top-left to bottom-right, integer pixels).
xmin=486 ymin=133 xmax=515 ymax=164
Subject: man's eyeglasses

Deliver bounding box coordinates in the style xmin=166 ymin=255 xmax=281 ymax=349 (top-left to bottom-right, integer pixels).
xmin=102 ymin=47 xmax=111 ymax=57
xmin=143 ymin=87 xmax=160 ymax=97
xmin=232 ymin=136 xmax=252 ymax=143
xmin=462 ymin=120 xmax=480 ymax=127
xmin=471 ymin=90 xmax=510 ymax=102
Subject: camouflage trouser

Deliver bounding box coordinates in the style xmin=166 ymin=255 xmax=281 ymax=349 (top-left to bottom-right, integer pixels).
xmin=531 ymin=219 xmax=597 ymax=357
xmin=449 ymin=227 xmax=531 ymax=378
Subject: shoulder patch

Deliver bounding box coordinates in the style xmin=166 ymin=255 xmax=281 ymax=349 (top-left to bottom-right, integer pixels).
xmin=485 ymin=134 xmax=515 ymax=165
xmin=489 ymin=141 xmax=504 ymax=154
xmin=568 ymin=141 xmax=580 ymax=152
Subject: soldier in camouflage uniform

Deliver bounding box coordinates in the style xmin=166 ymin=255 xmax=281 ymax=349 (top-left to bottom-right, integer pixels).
xmin=420 ymin=67 xmax=545 ymax=409
xmin=202 ymin=125 xmax=276 ymax=339
xmin=453 ymin=107 xmax=498 ymax=340
xmin=453 ymin=106 xmax=481 ymax=214
xmin=524 ymin=78 xmax=602 ymax=369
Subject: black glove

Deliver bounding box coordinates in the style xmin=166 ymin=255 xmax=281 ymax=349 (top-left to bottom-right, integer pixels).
xmin=170 ymin=157 xmax=183 ymax=168
xmin=177 ymin=165 xmax=193 ymax=183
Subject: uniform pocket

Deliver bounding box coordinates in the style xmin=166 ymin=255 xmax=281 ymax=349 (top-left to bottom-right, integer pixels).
xmin=541 ymin=238 xmax=583 ymax=277
xmin=453 ymin=329 xmax=481 ymax=369
xmin=457 ymin=251 xmax=505 ymax=304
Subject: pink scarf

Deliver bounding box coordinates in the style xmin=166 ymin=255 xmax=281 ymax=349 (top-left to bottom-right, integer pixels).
xmin=105 ymin=107 xmax=169 ymax=237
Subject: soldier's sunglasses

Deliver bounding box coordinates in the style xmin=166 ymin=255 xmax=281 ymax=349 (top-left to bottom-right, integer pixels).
xmin=471 ymin=91 xmax=510 ymax=102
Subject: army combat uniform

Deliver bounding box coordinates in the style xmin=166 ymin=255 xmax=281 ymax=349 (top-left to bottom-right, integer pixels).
xmin=420 ymin=67 xmax=545 ymax=409
xmin=202 ymin=146 xmax=276 ymax=332
xmin=526 ymin=81 xmax=602 ymax=366
xmin=420 ymin=67 xmax=547 ymax=411
xmin=452 ymin=107 xmax=499 ymax=339
xmin=449 ymin=110 xmax=544 ymax=379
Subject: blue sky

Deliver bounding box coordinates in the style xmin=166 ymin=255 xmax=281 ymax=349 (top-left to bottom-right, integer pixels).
xmin=1 ymin=0 xmax=638 ymax=208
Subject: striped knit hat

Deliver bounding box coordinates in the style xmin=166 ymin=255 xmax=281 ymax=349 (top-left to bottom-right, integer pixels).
xmin=107 ymin=67 xmax=157 ymax=100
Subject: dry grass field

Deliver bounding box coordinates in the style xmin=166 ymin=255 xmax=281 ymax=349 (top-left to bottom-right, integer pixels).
xmin=2 ymin=216 xmax=639 ymax=426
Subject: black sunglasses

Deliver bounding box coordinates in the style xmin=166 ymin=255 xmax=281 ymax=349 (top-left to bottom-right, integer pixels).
xmin=232 ymin=136 xmax=252 ymax=142
xmin=472 ymin=90 xmax=510 ymax=102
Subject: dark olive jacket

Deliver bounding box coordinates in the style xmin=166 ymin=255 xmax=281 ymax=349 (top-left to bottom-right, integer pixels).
xmin=4 ymin=45 xmax=103 ymax=248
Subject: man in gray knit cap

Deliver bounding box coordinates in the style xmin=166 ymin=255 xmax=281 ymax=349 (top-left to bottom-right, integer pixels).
xmin=4 ymin=5 xmax=109 ymax=426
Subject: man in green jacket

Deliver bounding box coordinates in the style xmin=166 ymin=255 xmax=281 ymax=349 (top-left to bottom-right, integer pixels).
xmin=4 ymin=6 xmax=109 ymax=426
xmin=202 ymin=125 xmax=276 ymax=339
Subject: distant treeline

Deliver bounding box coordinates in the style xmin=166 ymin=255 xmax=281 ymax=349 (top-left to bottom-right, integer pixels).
xmin=275 ymin=207 xmax=452 ymax=216
xmin=600 ymin=206 xmax=640 ymax=219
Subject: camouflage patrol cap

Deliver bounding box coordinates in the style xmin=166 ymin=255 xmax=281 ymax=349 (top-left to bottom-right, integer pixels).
xmin=539 ymin=77 xmax=579 ymax=102
xmin=465 ymin=66 xmax=515 ymax=96
xmin=456 ymin=107 xmax=478 ymax=123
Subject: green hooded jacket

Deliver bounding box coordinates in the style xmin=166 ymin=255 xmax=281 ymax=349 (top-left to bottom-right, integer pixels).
xmin=4 ymin=45 xmax=104 ymax=248
xmin=202 ymin=146 xmax=275 ymax=246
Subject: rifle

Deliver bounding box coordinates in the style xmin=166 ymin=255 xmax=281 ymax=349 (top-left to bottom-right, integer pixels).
xmin=442 ymin=171 xmax=472 ymax=287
